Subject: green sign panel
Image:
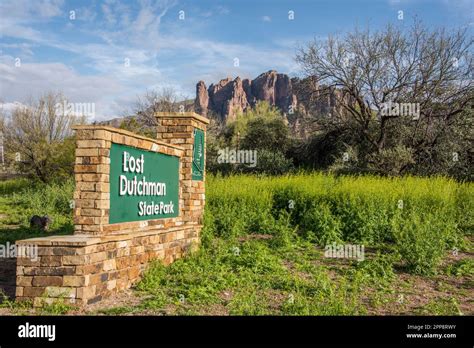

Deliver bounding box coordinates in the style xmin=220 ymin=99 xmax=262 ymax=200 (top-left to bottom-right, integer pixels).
xmin=109 ymin=143 xmax=179 ymax=224
xmin=192 ymin=128 xmax=204 ymax=181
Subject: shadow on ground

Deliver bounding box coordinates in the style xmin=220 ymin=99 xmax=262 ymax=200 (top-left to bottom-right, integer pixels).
xmin=0 ymin=257 xmax=16 ymax=300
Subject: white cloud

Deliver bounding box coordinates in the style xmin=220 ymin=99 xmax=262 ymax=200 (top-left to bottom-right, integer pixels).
xmin=0 ymin=0 xmax=64 ymax=21
xmin=0 ymin=56 xmax=124 ymax=120
xmin=217 ymin=6 xmax=230 ymax=15
xmin=36 ymin=0 xmax=64 ymax=18
xmin=262 ymin=15 xmax=271 ymax=22
xmin=0 ymin=43 xmax=36 ymax=57
xmin=198 ymin=5 xmax=230 ymax=18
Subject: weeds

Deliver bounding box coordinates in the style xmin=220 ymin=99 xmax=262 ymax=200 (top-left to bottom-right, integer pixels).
xmin=445 ymin=259 xmax=474 ymax=277
xmin=1 ymin=173 xmax=471 ymax=315
xmin=133 ymin=173 xmax=471 ymax=315
xmin=0 ymin=178 xmax=74 ymax=244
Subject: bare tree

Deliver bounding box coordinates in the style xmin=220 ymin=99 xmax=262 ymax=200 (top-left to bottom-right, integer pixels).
xmin=296 ymin=20 xmax=473 ymax=174
xmin=1 ymin=93 xmax=83 ymax=182
xmin=130 ymin=87 xmax=193 ymax=130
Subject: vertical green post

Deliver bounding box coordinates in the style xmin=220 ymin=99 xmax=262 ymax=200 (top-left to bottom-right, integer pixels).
xmin=192 ymin=128 xmax=204 ymax=181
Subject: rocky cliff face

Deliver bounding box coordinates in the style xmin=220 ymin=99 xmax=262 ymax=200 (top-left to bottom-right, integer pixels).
xmin=195 ymin=70 xmax=297 ymax=121
xmin=194 ymin=70 xmax=351 ymax=133
xmin=291 ymin=76 xmax=354 ymax=117
xmin=206 ymin=77 xmax=249 ymax=122
xmin=194 ymin=81 xmax=208 ymax=116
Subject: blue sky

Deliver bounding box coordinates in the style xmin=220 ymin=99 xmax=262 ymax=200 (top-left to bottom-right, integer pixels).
xmin=0 ymin=0 xmax=472 ymax=120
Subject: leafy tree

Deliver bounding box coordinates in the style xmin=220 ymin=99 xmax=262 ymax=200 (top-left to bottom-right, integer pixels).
xmin=241 ymin=149 xmax=293 ymax=175
xmin=224 ymin=101 xmax=286 ymax=146
xmin=240 ymin=117 xmax=290 ymax=153
xmin=0 ymin=93 xmax=82 ymax=183
xmin=207 ymin=101 xmax=294 ymax=175
xmin=296 ymin=20 xmax=473 ymax=177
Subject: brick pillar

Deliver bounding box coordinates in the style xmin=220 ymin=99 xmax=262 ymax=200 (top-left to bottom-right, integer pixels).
xmin=155 ymin=112 xmax=209 ymax=226
xmin=73 ymin=128 xmax=111 ymax=235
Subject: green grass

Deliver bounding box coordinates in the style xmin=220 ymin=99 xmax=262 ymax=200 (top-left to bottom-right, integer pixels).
xmin=445 ymin=259 xmax=474 ymax=277
xmin=127 ymin=173 xmax=472 ymax=315
xmin=135 ymin=237 xmax=365 ymax=315
xmin=38 ymin=299 xmax=76 ymax=315
xmin=414 ymin=297 xmax=464 ymax=316
xmin=0 ymin=178 xmax=74 ymax=244
xmin=1 ymin=173 xmax=472 ymax=315
xmin=0 ymin=178 xmax=31 ymax=195
xmin=0 ymin=289 xmax=76 ymax=315
xmin=0 ymin=290 xmax=34 ymax=314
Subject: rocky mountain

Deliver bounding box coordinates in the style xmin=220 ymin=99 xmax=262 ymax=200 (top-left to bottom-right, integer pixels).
xmin=194 ymin=70 xmax=351 ymax=128
xmin=195 ymin=70 xmax=297 ymax=122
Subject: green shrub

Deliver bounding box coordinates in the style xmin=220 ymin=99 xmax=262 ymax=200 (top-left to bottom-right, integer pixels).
xmin=299 ymin=203 xmax=343 ymax=246
xmin=392 ymin=211 xmax=456 ymax=275
xmin=241 ymin=149 xmax=294 ymax=175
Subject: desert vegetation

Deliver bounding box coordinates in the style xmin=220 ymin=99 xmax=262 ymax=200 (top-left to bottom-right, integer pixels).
xmin=0 ymin=173 xmax=472 ymax=315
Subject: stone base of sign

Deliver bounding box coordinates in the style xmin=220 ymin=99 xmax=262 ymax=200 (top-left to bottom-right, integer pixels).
xmin=15 ymin=225 xmax=200 ymax=306
xmin=14 ymin=113 xmax=209 ymax=307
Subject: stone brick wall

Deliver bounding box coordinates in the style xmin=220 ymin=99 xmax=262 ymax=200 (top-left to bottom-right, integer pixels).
xmin=155 ymin=112 xmax=208 ymax=227
xmin=15 ymin=227 xmax=198 ymax=306
xmin=15 ymin=113 xmax=209 ymax=306
xmin=73 ymin=126 xmax=185 ymax=235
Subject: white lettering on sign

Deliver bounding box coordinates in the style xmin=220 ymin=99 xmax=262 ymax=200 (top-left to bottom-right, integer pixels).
xmin=119 ymin=175 xmax=166 ymax=196
xmin=119 ymin=151 xmax=166 ymax=197
xmin=138 ymin=201 xmax=175 ymax=216
xmin=122 ymin=151 xmax=144 ymax=173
